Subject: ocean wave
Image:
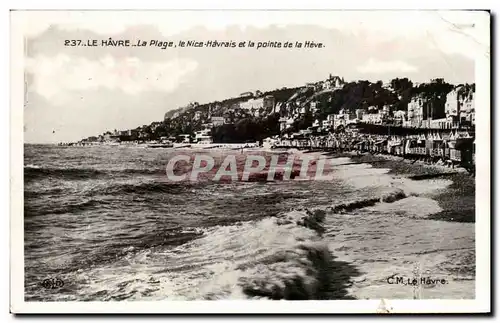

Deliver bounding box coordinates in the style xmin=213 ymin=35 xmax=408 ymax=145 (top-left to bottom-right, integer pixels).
xmin=366 ymin=196 xmax=443 ymax=218
xmin=24 ymin=165 xmax=167 ymax=182
xmin=24 ymin=166 xmax=107 ymax=181
xmin=24 ymin=198 xmax=107 ymax=217
xmin=328 ymin=188 xmax=407 ymax=213
xmin=24 ymin=181 xmax=192 ymax=217
xmin=117 ymin=168 xmax=163 ymax=175
xmin=24 ymin=187 xmax=66 ymax=199
xmin=25 ymin=164 xmax=41 ymax=169
xmin=74 ymin=208 xmax=359 ymax=301
xmin=178 ymin=209 xmax=358 ymax=300
xmin=86 ymin=181 xmax=192 ymax=196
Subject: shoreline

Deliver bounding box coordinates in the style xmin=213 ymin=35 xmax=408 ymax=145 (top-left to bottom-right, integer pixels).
xmin=296 ymin=149 xmax=475 ymax=299
xmin=340 ymin=151 xmax=470 ymax=174
xmin=320 ymin=151 xmax=475 ymax=223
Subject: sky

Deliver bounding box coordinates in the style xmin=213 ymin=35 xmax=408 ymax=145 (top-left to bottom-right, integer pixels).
xmin=16 ymin=10 xmax=488 ymax=143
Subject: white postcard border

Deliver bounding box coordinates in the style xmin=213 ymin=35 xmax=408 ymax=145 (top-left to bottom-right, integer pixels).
xmin=9 ymin=9 xmax=491 ymax=314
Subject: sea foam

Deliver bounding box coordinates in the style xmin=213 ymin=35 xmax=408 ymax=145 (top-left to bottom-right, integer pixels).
xmin=72 ymin=208 xmax=352 ymax=301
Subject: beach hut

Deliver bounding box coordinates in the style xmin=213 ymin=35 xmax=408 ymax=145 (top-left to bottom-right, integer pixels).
xmin=412 ymin=134 xmax=427 ymax=156
xmin=388 ymin=135 xmax=403 ymax=155
xmin=427 ymin=132 xmax=445 ymax=158
xmin=455 ymin=136 xmax=474 ymax=165
xmin=448 ymin=130 xmax=458 ymax=149
xmin=374 ymin=138 xmax=387 ymax=153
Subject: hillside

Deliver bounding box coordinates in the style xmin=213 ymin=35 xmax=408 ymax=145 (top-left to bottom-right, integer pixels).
xmin=81 ymin=77 xmax=474 ymax=144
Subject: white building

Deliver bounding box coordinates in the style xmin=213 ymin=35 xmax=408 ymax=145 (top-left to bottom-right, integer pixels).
xmin=323 ymin=74 xmax=345 ymax=90
xmin=393 ymin=110 xmax=407 ymax=125
xmin=429 ymin=118 xmax=451 ymax=129
xmin=194 ymin=111 xmax=203 ymax=121
xmin=194 ymin=129 xmax=212 ymax=144
xmin=310 ymin=101 xmax=318 ymax=113
xmin=355 ymin=109 xmax=365 ymax=120
xmin=445 ymin=87 xmax=461 ymax=122
xmin=211 ymin=116 xmax=225 ymax=127
xmin=240 ymin=91 xmax=254 ymax=98
xmin=178 ymin=134 xmax=191 ymax=143
xmin=263 ymin=95 xmax=275 ymax=111
xmin=274 ymin=102 xmax=283 ymax=113
xmin=332 ymin=109 xmax=357 ymax=128
xmin=279 ymin=117 xmax=295 ymax=132
xmin=445 ymin=86 xmax=475 ymax=126
xmin=362 ymin=113 xmax=382 ymax=124
xmin=322 ymin=114 xmax=335 ymax=128
xmin=240 ymin=98 xmax=264 ymax=112
xmin=407 ymin=96 xmax=425 ymax=127
xmin=461 ymin=91 xmax=475 ymax=125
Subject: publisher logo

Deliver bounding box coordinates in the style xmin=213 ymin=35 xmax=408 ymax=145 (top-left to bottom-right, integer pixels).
xmin=386 ymin=275 xmax=449 ymax=286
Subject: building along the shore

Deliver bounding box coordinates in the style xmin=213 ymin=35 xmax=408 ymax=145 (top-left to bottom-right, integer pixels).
xmin=239 ymin=91 xmax=254 ymax=98
xmin=194 ymin=128 xmax=212 ymax=144
xmin=460 ymin=91 xmax=475 ymax=127
xmin=240 ymin=96 xmax=274 ymax=117
xmin=322 ymin=114 xmax=336 ymax=129
xmin=445 ymin=85 xmax=475 ymax=127
xmin=406 ymin=93 xmax=447 ymax=129
xmin=211 ymin=116 xmax=226 ymax=127
xmin=393 ymin=110 xmax=407 ymax=126
xmin=279 ymin=116 xmax=295 ymax=132
xmin=445 ymin=87 xmax=461 ymax=126
xmin=322 ymin=74 xmax=345 ymax=90
xmin=178 ymin=134 xmax=191 ymax=143
xmin=333 ymin=109 xmax=357 ymax=128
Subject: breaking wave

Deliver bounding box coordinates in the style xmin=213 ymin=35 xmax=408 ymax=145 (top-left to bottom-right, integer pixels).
xmin=74 ymin=208 xmax=360 ymax=301
xmin=200 ymin=209 xmax=335 ymax=300
xmin=329 ymin=188 xmax=408 ymax=213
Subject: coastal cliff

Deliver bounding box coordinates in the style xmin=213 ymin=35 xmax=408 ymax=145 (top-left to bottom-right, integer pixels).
xmin=77 ymin=77 xmax=475 ymax=145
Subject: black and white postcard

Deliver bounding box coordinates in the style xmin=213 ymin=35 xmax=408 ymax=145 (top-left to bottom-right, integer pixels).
xmin=10 ymin=9 xmax=491 ymax=314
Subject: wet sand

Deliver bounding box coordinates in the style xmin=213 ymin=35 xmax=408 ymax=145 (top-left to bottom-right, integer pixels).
xmin=303 ymin=150 xmax=476 ymax=299
xmin=335 ymin=152 xmax=475 ymax=223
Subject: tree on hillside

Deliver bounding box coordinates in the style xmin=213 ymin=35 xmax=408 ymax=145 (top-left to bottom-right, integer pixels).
xmin=457 ymin=83 xmax=475 ymax=100
xmin=414 ymin=79 xmax=454 ymax=100
xmin=391 ymin=77 xmax=413 ymax=93
xmin=389 ymin=77 xmax=414 ymax=111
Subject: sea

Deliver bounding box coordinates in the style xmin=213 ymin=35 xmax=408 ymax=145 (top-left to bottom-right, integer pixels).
xmin=24 ymin=145 xmax=475 ymax=301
